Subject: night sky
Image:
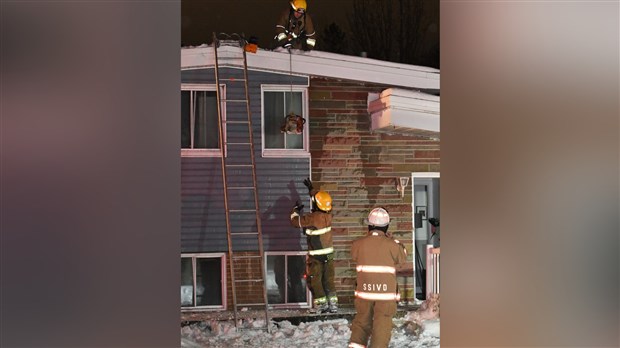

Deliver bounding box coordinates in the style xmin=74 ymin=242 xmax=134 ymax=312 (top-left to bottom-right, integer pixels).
xmin=182 ymin=0 xmax=439 ymax=67
xmin=182 ymin=0 xmax=354 ymax=48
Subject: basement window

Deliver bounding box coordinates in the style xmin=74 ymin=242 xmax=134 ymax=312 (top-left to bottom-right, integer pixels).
xmin=181 ymin=84 xmax=224 ymax=157
xmin=261 ymin=87 xmax=309 ymax=157
xmin=265 ymin=252 xmax=310 ymax=308
xmin=181 ymin=253 xmax=226 ymax=309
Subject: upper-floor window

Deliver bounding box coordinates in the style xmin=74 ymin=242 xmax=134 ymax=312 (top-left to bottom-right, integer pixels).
xmin=262 ymin=86 xmax=309 ymax=157
xmin=181 ymin=84 xmax=224 ymax=157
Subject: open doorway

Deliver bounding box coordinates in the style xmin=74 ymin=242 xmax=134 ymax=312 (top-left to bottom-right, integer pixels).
xmin=411 ymin=172 xmax=440 ymax=301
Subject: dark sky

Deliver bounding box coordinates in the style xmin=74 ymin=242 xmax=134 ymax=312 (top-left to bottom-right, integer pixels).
xmin=181 ymin=0 xmax=439 ymax=68
xmin=182 ymin=0 xmax=355 ymax=48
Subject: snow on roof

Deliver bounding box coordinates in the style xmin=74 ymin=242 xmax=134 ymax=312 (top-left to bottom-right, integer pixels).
xmin=181 ymin=44 xmax=440 ymax=91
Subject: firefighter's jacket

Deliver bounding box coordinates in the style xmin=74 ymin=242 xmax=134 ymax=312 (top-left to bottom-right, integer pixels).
xmin=351 ymin=231 xmax=407 ymax=301
xmin=290 ymin=209 xmax=333 ymax=258
xmin=275 ymin=8 xmax=316 ymax=49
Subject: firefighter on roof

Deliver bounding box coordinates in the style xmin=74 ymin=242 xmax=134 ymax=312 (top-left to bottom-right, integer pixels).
xmin=275 ymin=0 xmax=316 ymax=50
xmin=290 ymin=178 xmax=337 ymax=313
xmin=348 ymin=207 xmax=408 ymax=348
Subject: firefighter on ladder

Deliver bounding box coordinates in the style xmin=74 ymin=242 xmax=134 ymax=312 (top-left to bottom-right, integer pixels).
xmin=349 ymin=208 xmax=408 ymax=348
xmin=274 ymin=0 xmax=316 ymax=50
xmin=290 ymin=178 xmax=337 ymax=313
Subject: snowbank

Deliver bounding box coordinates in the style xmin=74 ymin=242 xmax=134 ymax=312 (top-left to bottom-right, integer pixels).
xmin=181 ymin=315 xmax=440 ymax=348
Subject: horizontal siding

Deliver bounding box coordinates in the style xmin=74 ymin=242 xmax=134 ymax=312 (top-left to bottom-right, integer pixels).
xmin=181 ymin=68 xmax=310 ymax=254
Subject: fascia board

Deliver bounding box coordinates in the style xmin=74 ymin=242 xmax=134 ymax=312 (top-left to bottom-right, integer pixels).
xmin=380 ymin=88 xmax=440 ymax=102
xmin=388 ymin=95 xmax=440 ymax=112
xmin=368 ymin=91 xmax=440 ymax=115
xmin=182 ymin=46 xmax=440 ymax=90
xmin=368 ymin=96 xmax=440 ymax=114
xmin=391 ymin=108 xmax=439 ymax=132
xmin=371 ymin=107 xmax=439 ymax=133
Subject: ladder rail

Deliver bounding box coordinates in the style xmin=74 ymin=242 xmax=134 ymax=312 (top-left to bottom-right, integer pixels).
xmin=212 ymin=32 xmax=239 ymax=327
xmin=241 ymin=45 xmax=271 ymax=329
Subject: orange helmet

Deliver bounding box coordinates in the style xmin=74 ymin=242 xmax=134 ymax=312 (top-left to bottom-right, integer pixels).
xmin=290 ymin=0 xmax=307 ymax=12
xmin=312 ymin=191 xmax=332 ymax=212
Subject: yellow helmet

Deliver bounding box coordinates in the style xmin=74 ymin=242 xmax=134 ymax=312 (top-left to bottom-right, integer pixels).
xmin=312 ymin=191 xmax=332 ymax=212
xmin=290 ymin=0 xmax=307 ymax=12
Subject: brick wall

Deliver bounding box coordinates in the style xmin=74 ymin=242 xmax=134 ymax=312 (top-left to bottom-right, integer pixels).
xmin=224 ymin=251 xmax=266 ymax=309
xmin=308 ymin=77 xmax=440 ymax=305
xmin=220 ymin=78 xmax=440 ymax=310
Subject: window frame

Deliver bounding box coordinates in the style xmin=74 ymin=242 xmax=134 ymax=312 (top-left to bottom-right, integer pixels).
xmin=181 ymin=252 xmax=227 ymax=311
xmin=264 ymin=251 xmax=311 ymax=309
xmin=261 ymin=85 xmax=310 ymax=158
xmin=180 ymin=83 xmax=226 ymax=158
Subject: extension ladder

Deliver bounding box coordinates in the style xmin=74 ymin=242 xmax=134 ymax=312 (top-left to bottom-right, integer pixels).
xmin=212 ymin=32 xmax=270 ymax=333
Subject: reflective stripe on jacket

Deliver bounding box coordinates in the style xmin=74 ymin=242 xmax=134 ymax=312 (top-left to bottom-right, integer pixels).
xmin=290 ymin=209 xmax=333 ymax=256
xmin=274 ymin=8 xmax=315 ymax=43
xmin=351 ymin=231 xmax=407 ymax=301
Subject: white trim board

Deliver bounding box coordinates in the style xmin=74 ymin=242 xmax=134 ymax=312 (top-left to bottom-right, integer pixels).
xmin=182 ymin=45 xmax=439 ymax=90
xmin=369 ymin=88 xmax=440 ymax=139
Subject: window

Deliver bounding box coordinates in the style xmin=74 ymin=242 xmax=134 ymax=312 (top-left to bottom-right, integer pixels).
xmin=262 ymin=87 xmax=309 ymax=157
xmin=181 ymin=253 xmax=226 ymax=309
xmin=265 ymin=252 xmax=310 ymax=308
xmin=181 ymin=84 xmax=224 ymax=157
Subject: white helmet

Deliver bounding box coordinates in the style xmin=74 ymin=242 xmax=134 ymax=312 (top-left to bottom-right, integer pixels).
xmin=365 ymin=207 xmax=390 ymax=227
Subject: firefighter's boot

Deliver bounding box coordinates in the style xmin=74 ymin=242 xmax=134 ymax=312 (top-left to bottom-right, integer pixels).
xmin=328 ymin=295 xmax=339 ymax=313
xmin=309 ymin=296 xmax=328 ymax=314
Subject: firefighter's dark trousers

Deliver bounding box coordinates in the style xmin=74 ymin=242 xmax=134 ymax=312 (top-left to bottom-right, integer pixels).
xmin=349 ymin=298 xmax=397 ymax=348
xmin=306 ymin=255 xmax=335 ymax=299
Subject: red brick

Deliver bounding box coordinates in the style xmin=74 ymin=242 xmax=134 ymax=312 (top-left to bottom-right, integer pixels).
xmin=311 ymin=159 xmax=347 ymax=167
xmin=331 ymin=91 xmax=369 ymax=100
xmin=414 ymin=150 xmax=440 ymax=158
xmin=324 ymin=136 xmax=361 ymax=145
xmin=361 ymin=177 xmax=397 ymax=186
xmin=309 ymin=109 xmax=328 ymax=117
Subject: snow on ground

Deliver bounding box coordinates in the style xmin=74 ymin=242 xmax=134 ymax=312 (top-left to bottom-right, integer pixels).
xmin=181 ymin=316 xmax=439 ymax=348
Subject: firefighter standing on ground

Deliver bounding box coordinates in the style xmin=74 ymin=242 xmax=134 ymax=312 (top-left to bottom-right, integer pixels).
xmin=290 ymin=178 xmax=338 ymax=313
xmin=349 ymin=208 xmax=407 ymax=348
xmin=274 ymin=0 xmax=316 ymax=50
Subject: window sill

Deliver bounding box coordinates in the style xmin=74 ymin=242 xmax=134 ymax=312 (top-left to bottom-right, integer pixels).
xmin=181 ymin=306 xmax=226 ymax=312
xmin=262 ymin=149 xmax=310 ymax=158
xmin=181 ymin=149 xmax=222 ymax=157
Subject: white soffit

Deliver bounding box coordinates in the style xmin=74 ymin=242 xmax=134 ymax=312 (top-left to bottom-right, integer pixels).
xmin=368 ymin=88 xmax=440 ymax=139
xmin=181 ymin=45 xmax=439 ymax=90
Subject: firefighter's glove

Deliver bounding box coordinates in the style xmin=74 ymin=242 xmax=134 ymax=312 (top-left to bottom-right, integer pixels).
xmin=303 ymin=178 xmax=313 ymax=192
xmin=293 ymin=201 xmax=304 ymax=213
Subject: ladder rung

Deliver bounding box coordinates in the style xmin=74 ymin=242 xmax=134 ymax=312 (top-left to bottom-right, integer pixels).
xmin=225 ymin=121 xmax=249 ymax=124
xmin=229 ymin=209 xmax=257 ymax=212
xmin=236 ymin=303 xmax=267 ymax=306
xmin=221 ymin=99 xmax=248 ymax=103
xmin=219 ymin=78 xmax=246 ymax=81
xmin=227 ymin=186 xmax=255 ymax=190
xmin=234 ymin=279 xmax=264 ymax=283
xmin=227 ymin=142 xmax=251 ymax=145
xmin=232 ymin=254 xmax=262 ymax=258
xmin=237 ymin=327 xmax=269 ymax=332
xmin=231 ymin=232 xmax=259 ymax=236
xmin=226 ymin=164 xmax=254 ymax=167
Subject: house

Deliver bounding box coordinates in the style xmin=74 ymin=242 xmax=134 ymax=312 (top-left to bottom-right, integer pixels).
xmin=180 ymin=43 xmax=440 ymax=311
